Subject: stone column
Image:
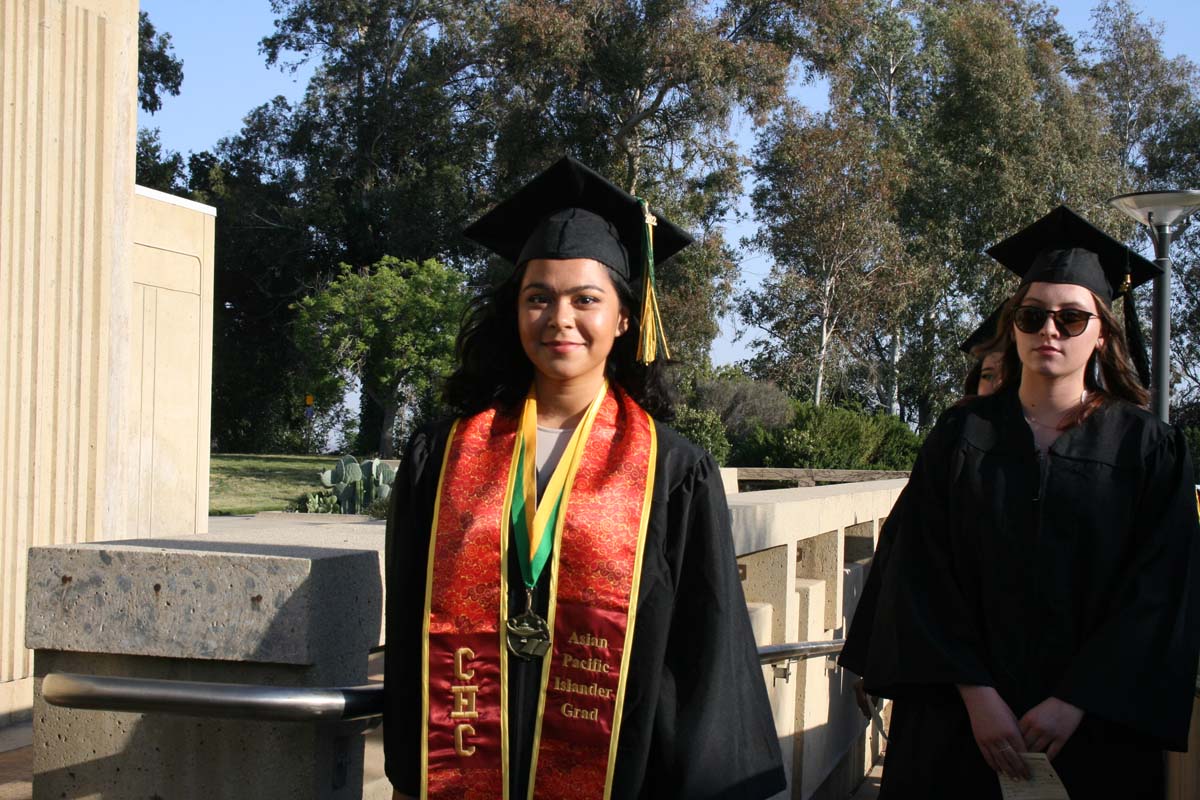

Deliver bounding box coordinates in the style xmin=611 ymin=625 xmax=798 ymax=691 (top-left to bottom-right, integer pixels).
xmin=1 ymin=0 xmax=139 ymax=724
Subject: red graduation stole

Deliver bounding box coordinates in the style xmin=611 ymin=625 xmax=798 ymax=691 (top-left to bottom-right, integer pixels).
xmin=421 ymin=386 xmax=656 ymax=799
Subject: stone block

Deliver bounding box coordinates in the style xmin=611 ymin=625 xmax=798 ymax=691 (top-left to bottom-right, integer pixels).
xmin=738 ymin=544 xmax=796 ymax=646
xmin=843 ymin=519 xmax=876 ymax=563
xmin=26 ymin=527 xmax=385 ymax=666
xmin=797 ymin=530 xmax=841 ymax=634
xmin=26 ymin=523 xmax=387 ymax=799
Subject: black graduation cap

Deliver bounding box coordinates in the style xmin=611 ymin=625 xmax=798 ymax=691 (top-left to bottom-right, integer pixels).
xmin=958 ymin=303 xmax=1006 ymax=355
xmin=464 ymin=156 xmax=693 ymax=362
xmin=463 ymin=156 xmax=693 ymax=282
xmin=985 ymin=205 xmax=1159 ymax=305
xmin=986 ymin=205 xmax=1159 ymax=386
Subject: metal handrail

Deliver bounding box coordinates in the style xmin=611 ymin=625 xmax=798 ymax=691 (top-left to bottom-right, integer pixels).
xmin=43 ymin=640 xmax=844 ymax=722
xmin=757 ymin=639 xmax=844 ymax=666
xmin=42 ymin=673 xmax=384 ymax=722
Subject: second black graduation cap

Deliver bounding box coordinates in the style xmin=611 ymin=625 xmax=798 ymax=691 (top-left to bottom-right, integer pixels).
xmin=986 ymin=205 xmax=1159 ymax=304
xmin=959 ymin=302 xmax=1007 ymax=355
xmin=462 ymin=156 xmax=693 ymax=282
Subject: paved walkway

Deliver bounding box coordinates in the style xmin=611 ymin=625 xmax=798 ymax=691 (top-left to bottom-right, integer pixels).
xmin=0 ymin=722 xmax=31 ymax=800
xmin=850 ymin=761 xmax=884 ymax=800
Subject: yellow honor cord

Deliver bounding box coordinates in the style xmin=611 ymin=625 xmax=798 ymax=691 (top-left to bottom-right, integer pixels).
xmin=519 ymin=381 xmax=609 ymax=564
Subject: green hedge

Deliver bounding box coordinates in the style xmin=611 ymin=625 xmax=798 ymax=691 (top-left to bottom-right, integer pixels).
xmin=730 ymin=402 xmax=920 ymax=471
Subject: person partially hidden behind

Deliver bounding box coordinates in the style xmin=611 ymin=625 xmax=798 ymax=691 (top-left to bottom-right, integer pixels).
xmin=841 ymin=206 xmax=1200 ymax=798
xmin=383 ymin=157 xmax=785 ymax=800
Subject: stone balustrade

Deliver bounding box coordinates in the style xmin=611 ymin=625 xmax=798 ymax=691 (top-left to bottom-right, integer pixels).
xmin=26 ymin=478 xmax=907 ymax=799
xmin=724 ymin=473 xmax=905 ymax=800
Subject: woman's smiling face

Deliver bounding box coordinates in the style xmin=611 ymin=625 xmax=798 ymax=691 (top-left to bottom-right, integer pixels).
xmin=517 ymin=258 xmax=629 ymax=387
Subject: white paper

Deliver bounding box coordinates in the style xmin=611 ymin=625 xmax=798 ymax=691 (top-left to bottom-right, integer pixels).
xmin=998 ymin=753 xmax=1070 ymax=800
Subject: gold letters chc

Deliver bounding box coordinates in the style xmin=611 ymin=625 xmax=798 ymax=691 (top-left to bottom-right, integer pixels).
xmin=451 ymin=647 xmax=478 ymax=757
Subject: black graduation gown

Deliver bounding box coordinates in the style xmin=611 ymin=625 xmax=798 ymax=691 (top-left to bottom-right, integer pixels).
xmin=853 ymin=389 xmax=1200 ymax=799
xmin=383 ymin=418 xmax=786 ymax=799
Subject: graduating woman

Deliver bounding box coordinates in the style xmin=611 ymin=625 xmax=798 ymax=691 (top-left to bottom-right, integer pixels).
xmin=961 ymin=304 xmax=1008 ymax=399
xmin=383 ymin=157 xmax=785 ymax=800
xmin=845 ymin=206 xmax=1200 ymax=798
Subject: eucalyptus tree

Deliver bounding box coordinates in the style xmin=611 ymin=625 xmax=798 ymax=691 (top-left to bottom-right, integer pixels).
xmin=1085 ymin=0 xmax=1200 ymax=406
xmin=787 ymin=0 xmax=1121 ymax=425
xmin=483 ymin=0 xmax=803 ymax=365
xmin=742 ymin=103 xmax=900 ymax=406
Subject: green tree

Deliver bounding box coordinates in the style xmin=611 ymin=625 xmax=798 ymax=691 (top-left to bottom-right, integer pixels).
xmin=138 ymin=10 xmax=184 ymax=114
xmin=1084 ymin=0 xmax=1197 ymax=192
xmin=1086 ymin=0 xmax=1200 ymax=407
xmin=258 ymin=0 xmax=493 ymax=448
xmin=189 ymin=100 xmax=327 ymax=453
xmin=793 ymin=0 xmax=1121 ymax=425
xmin=136 ymin=11 xmax=185 ymax=189
xmin=742 ymin=103 xmax=901 ymax=405
xmin=136 ymin=128 xmax=185 ymax=192
xmin=484 ymin=0 xmax=801 ymax=365
xmin=293 ymin=257 xmax=467 ymax=457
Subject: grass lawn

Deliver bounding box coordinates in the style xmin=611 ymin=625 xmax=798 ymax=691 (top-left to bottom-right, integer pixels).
xmin=209 ymin=453 xmax=334 ymax=516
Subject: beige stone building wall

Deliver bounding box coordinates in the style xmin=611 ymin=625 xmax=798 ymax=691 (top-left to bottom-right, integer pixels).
xmin=129 ymin=186 xmax=215 ymax=538
xmin=0 ymin=0 xmax=140 ymax=723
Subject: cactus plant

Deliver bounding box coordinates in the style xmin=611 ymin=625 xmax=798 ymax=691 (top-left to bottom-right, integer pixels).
xmin=316 ymin=455 xmax=396 ymax=514
xmin=361 ymin=458 xmax=397 ymax=506
xmin=319 ymin=455 xmax=364 ymax=513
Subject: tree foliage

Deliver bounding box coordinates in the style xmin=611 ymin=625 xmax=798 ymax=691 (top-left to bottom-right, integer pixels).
xmin=137 ymin=11 xmax=184 ymax=114
xmin=293 ymin=257 xmax=467 ymax=457
xmin=742 ymin=103 xmax=901 ymax=405
xmin=135 ymin=128 xmax=186 ymax=192
xmin=146 ymin=0 xmax=1200 ymax=454
xmin=485 ymin=0 xmax=802 ymax=364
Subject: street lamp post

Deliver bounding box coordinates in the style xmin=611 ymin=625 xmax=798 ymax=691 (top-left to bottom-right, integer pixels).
xmin=1108 ymin=190 xmax=1200 ymax=423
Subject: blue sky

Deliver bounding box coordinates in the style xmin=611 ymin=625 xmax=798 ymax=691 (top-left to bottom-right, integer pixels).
xmin=139 ymin=0 xmax=1200 ymax=365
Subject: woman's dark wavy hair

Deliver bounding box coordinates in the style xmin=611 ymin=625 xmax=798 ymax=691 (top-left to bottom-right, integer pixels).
xmin=442 ymin=262 xmax=676 ymax=420
xmin=982 ymin=282 xmax=1150 ymax=427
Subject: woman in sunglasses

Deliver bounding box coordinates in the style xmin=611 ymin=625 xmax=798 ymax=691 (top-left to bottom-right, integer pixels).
xmin=848 ymin=206 xmax=1200 ymax=799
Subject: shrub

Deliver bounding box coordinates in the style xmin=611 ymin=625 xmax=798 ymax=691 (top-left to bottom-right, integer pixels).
xmin=868 ymin=413 xmax=922 ymax=470
xmin=292 ymin=490 xmax=340 ymax=513
xmin=729 ymin=402 xmax=919 ymax=471
xmin=367 ymin=496 xmax=391 ymax=520
xmin=672 ymin=405 xmax=732 ymax=465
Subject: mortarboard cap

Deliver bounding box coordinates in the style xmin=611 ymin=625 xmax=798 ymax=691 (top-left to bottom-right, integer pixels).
xmin=463 ymin=156 xmax=693 ymax=282
xmin=985 ymin=205 xmax=1158 ymax=305
xmin=959 ymin=302 xmax=1007 ymax=355
xmin=464 ymin=156 xmax=693 ymax=363
xmin=986 ymin=205 xmax=1158 ymax=387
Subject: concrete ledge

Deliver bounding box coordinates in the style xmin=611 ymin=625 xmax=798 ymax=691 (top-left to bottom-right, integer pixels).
xmin=27 ymin=522 xmax=389 ymax=799
xmin=26 ymin=527 xmax=385 ymax=664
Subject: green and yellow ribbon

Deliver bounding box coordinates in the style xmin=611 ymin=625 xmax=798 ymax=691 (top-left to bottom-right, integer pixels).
xmin=509 ymin=381 xmax=608 ymax=590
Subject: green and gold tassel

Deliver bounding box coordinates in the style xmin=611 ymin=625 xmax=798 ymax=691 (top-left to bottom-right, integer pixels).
xmin=636 ymin=198 xmax=670 ymax=364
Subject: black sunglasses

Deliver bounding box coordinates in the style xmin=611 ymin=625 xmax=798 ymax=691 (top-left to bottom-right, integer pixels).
xmin=1012 ymin=305 xmax=1098 ymax=337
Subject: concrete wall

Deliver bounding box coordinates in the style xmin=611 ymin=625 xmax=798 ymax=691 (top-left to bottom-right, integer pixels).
xmin=0 ymin=0 xmax=140 ymax=725
xmin=128 ymin=187 xmax=216 ymax=538
xmin=730 ymin=478 xmax=906 ymax=800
